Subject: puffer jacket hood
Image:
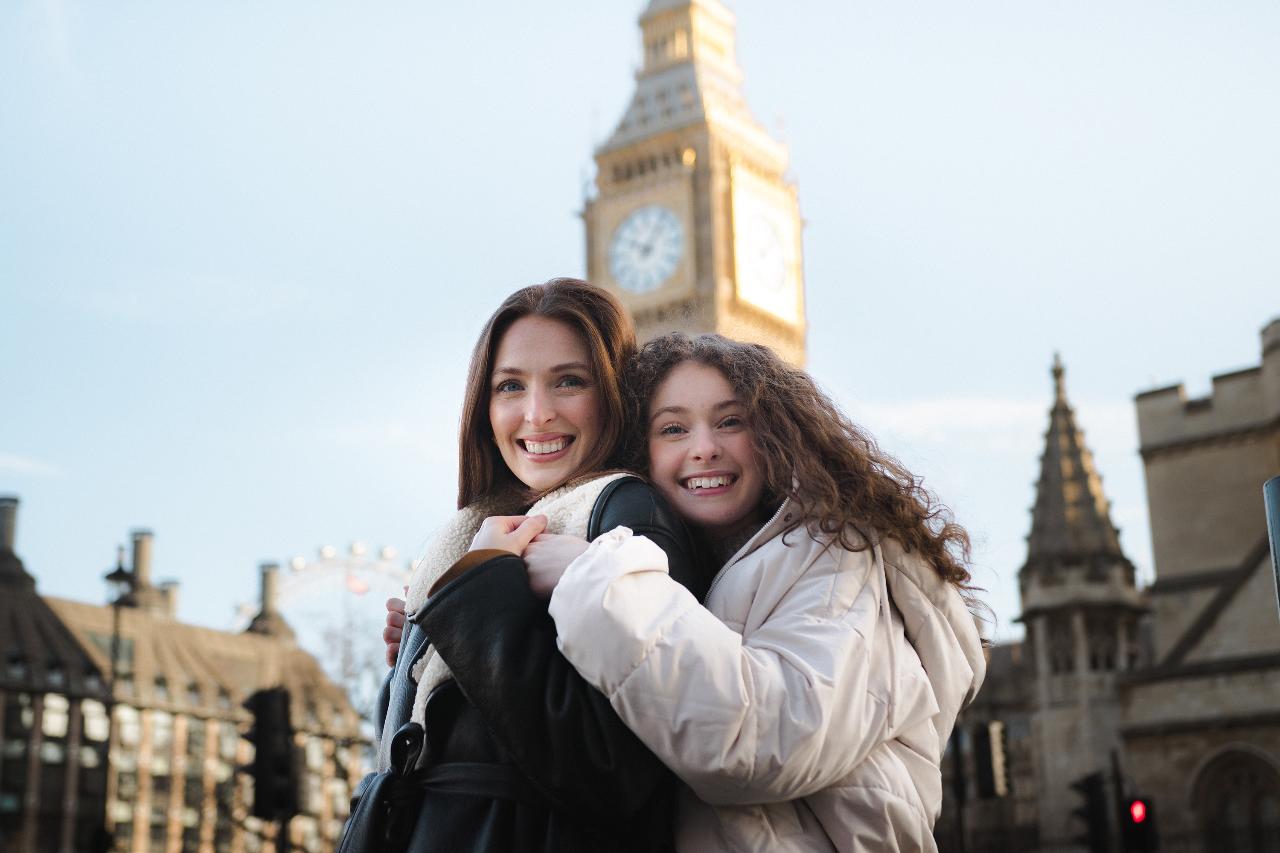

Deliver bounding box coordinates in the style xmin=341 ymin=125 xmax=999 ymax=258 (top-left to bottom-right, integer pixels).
xmin=880 ymin=538 xmax=987 ymax=765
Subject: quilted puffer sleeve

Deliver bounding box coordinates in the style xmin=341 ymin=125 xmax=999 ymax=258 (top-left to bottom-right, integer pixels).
xmin=547 ymin=527 xmax=936 ymax=806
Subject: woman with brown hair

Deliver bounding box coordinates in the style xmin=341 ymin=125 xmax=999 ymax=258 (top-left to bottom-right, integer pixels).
xmin=343 ymin=280 xmax=700 ymax=853
xmin=532 ymin=333 xmax=988 ymax=852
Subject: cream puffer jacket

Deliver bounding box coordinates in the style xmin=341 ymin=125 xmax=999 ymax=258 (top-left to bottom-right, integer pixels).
xmin=547 ymin=500 xmax=987 ymax=853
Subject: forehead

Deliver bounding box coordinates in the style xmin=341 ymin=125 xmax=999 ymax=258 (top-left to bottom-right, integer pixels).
xmin=493 ymin=315 xmax=590 ymax=371
xmin=651 ymin=361 xmax=737 ymax=411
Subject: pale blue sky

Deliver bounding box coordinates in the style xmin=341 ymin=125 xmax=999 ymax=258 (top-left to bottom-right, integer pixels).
xmin=3 ymin=1 xmax=1277 ymax=652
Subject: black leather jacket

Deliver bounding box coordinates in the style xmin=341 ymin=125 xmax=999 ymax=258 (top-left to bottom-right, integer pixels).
xmin=346 ymin=477 xmax=704 ymax=853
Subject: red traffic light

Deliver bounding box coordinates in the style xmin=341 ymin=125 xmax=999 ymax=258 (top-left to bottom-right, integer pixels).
xmin=1129 ymin=799 xmax=1147 ymax=823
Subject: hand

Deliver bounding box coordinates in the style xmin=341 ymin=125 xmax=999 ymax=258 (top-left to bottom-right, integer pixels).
xmin=523 ymin=533 xmax=590 ymax=599
xmin=383 ymin=592 xmax=407 ymax=667
xmin=469 ymin=514 xmax=547 ymax=556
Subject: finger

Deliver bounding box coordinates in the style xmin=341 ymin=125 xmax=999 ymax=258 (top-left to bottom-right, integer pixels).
xmin=383 ymin=625 xmax=403 ymax=644
xmin=509 ymin=515 xmax=549 ymax=552
xmin=386 ymin=643 xmax=400 ymax=667
xmin=486 ymin=515 xmax=533 ymax=534
xmin=386 ymin=596 xmax=405 ymax=613
xmin=386 ymin=611 xmax=405 ymax=629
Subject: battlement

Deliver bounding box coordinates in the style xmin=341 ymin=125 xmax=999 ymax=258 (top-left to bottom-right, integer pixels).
xmin=1136 ymin=318 xmax=1280 ymax=452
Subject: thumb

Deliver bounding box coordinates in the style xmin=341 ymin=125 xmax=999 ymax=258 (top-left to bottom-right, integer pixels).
xmin=510 ymin=515 xmax=548 ymax=550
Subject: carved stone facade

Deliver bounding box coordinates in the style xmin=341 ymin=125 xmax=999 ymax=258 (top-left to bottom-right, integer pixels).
xmin=940 ymin=318 xmax=1280 ymax=853
xmin=583 ymin=0 xmax=807 ymax=365
xmin=0 ymin=502 xmax=365 ymax=853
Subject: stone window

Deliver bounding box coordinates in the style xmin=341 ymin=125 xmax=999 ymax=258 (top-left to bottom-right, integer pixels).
xmin=1047 ymin=615 xmax=1073 ymax=674
xmin=42 ymin=693 xmax=69 ymax=738
xmin=83 ymin=699 xmax=109 ymax=742
xmin=1086 ymin=615 xmax=1117 ymax=671
xmin=1193 ymin=749 xmax=1280 ymax=852
xmin=45 ymin=662 xmax=65 ymax=687
xmin=116 ymin=705 xmax=141 ymax=747
xmin=6 ymin=653 xmax=27 ymax=681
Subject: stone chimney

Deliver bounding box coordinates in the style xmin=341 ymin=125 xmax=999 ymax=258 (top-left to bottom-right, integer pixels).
xmin=0 ymin=496 xmax=16 ymax=553
xmin=131 ymin=529 xmax=154 ymax=589
xmin=246 ymin=562 xmax=294 ymax=639
xmin=158 ymin=580 xmax=180 ymax=619
xmin=261 ymin=562 xmax=280 ymax=616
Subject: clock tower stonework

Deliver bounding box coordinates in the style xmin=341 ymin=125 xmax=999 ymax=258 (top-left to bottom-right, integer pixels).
xmin=584 ymin=0 xmax=807 ymax=365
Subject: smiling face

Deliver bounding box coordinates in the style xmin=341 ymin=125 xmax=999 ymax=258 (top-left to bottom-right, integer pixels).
xmin=646 ymin=360 xmax=766 ymax=541
xmin=488 ymin=315 xmax=601 ymax=493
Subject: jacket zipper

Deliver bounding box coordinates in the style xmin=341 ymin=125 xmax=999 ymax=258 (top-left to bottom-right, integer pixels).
xmin=702 ymin=499 xmax=793 ymax=603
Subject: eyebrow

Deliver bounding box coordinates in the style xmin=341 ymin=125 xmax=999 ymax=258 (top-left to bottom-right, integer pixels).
xmin=649 ymin=399 xmax=740 ymax=422
xmin=493 ymin=361 xmax=592 ymax=377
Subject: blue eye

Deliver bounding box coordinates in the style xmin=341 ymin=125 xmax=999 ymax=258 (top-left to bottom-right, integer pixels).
xmin=657 ymin=423 xmax=686 ymax=436
xmin=495 ymin=379 xmax=522 ymax=394
xmin=559 ymin=375 xmax=588 ymax=388
xmin=719 ymin=416 xmax=743 ymax=429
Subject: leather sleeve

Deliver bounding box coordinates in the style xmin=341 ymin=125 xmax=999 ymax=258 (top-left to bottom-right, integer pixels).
xmin=589 ymin=477 xmax=708 ymax=602
xmin=415 ymin=553 xmax=668 ymax=821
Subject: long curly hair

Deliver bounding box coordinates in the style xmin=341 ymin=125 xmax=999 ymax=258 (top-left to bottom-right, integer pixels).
xmin=626 ymin=333 xmax=976 ymax=592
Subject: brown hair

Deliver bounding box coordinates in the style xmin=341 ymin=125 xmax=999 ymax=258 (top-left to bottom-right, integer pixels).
xmin=626 ymin=333 xmax=976 ymax=592
xmin=457 ymin=278 xmax=636 ymax=509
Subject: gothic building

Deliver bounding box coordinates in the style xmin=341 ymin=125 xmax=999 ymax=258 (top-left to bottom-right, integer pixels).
xmin=1122 ymin=318 xmax=1280 ymax=850
xmin=584 ymin=0 xmax=808 ymax=365
xmin=942 ymin=319 xmax=1280 ymax=853
xmin=0 ymin=500 xmax=365 ymax=853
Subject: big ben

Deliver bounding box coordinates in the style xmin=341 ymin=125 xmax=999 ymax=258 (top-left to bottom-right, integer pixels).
xmin=584 ymin=0 xmax=807 ymax=365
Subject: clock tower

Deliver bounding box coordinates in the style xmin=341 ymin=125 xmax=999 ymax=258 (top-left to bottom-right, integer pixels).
xmin=584 ymin=0 xmax=807 ymax=365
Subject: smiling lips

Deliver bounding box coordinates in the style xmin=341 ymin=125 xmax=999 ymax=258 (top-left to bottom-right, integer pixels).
xmin=681 ymin=472 xmax=738 ymax=493
xmin=519 ymin=435 xmax=574 ymax=458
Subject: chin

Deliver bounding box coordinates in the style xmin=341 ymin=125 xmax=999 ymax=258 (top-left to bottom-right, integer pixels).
xmin=520 ymin=465 xmax=574 ymax=493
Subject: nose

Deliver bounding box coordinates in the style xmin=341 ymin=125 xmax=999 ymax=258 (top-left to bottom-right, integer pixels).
xmin=689 ymin=426 xmax=721 ymax=462
xmin=524 ymin=385 xmax=555 ymax=427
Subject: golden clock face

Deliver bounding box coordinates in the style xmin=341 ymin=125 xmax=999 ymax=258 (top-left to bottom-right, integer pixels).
xmin=739 ymin=213 xmax=787 ymax=299
xmin=608 ymin=204 xmax=685 ymax=294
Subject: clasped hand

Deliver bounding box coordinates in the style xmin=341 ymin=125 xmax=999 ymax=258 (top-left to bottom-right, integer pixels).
xmin=523 ymin=532 xmax=590 ymax=598
xmin=383 ymin=517 xmax=591 ymax=666
xmin=468 ymin=515 xmax=589 ymax=596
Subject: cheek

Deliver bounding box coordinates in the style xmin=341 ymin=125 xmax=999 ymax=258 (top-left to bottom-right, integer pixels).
xmin=646 ymin=441 xmax=677 ymax=480
xmin=734 ymin=438 xmax=767 ymax=494
xmin=567 ymin=394 xmax=604 ymax=451
xmin=488 ymin=401 xmax=510 ymax=441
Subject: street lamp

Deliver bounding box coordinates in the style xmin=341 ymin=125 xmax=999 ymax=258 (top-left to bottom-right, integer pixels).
xmin=100 ymin=545 xmax=135 ymax=853
xmin=103 ymin=546 xmax=134 ymax=692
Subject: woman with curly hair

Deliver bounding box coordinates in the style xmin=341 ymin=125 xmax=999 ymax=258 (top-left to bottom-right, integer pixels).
xmin=528 ymin=333 xmax=988 ymax=852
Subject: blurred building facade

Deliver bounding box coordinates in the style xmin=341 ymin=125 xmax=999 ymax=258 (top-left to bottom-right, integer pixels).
xmin=0 ymin=502 xmax=365 ymax=853
xmin=939 ymin=319 xmax=1280 ymax=853
xmin=583 ymin=0 xmax=808 ymax=365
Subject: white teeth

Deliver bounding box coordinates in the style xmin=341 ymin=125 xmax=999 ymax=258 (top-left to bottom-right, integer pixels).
xmin=524 ymin=438 xmax=569 ymax=455
xmin=685 ymin=475 xmax=732 ymax=490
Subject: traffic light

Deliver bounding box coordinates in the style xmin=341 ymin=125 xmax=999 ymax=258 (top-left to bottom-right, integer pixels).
xmin=1120 ymin=795 xmax=1158 ymax=853
xmin=973 ymin=720 xmax=1009 ymax=798
xmin=244 ymin=687 xmax=300 ymax=821
xmin=1070 ymin=770 xmax=1109 ymax=853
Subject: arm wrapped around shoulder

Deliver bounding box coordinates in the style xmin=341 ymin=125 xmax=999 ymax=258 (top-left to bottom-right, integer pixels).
xmin=549 ymin=526 xmax=699 ymax=697
xmin=551 ymin=531 xmax=917 ymax=805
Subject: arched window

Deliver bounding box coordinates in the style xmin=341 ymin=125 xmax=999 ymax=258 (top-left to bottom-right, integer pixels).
xmin=1193 ymin=749 xmax=1280 ymax=852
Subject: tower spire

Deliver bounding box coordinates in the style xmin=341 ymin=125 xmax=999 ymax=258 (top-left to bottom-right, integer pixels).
xmin=1025 ymin=356 xmax=1123 ymax=562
